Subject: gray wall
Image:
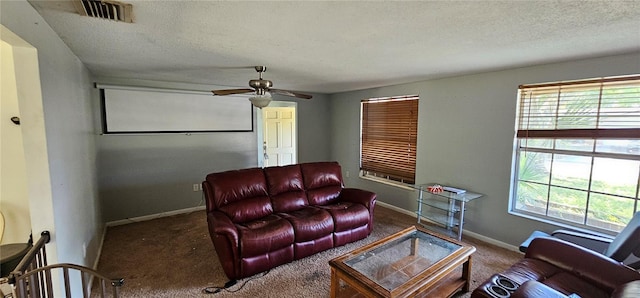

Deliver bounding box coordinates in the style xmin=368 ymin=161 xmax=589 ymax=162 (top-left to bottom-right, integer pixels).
xmin=1 ymin=0 xmax=102 ymax=269
xmin=330 ymin=52 xmax=640 ymax=246
xmin=94 ymin=78 xmax=332 ymax=222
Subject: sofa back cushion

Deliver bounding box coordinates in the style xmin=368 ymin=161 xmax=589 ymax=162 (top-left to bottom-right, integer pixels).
xmin=527 ymin=237 xmax=640 ymax=292
xmin=205 ymin=168 xmax=272 ymax=223
xmin=300 ymin=162 xmax=344 ymax=206
xmin=264 ymin=164 xmax=308 ymax=212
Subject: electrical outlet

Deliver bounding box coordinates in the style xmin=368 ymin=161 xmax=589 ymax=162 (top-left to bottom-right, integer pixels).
xmin=199 ymin=184 xmax=203 ymax=191
xmin=346 ymin=171 xmax=350 ymax=178
xmin=192 ymin=184 xmax=199 ymax=192
xmin=82 ymin=243 xmax=87 ymax=258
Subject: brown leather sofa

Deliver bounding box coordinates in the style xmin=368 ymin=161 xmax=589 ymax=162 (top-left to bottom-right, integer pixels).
xmin=471 ymin=237 xmax=640 ymax=298
xmin=202 ymin=161 xmax=376 ymax=280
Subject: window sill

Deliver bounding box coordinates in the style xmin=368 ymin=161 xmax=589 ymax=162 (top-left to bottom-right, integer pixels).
xmin=359 ymin=174 xmax=415 ymax=191
xmin=508 ymin=209 xmax=617 ymax=237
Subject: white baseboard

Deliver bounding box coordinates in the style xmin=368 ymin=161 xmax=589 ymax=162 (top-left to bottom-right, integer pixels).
xmin=106 ymin=205 xmax=206 ymax=227
xmin=93 ymin=226 xmax=106 ymax=269
xmin=463 ymin=230 xmax=521 ymax=252
xmin=87 ymin=225 xmax=107 ymax=294
xmin=377 ymin=201 xmax=417 ymax=218
xmin=376 ymin=201 xmax=521 ymax=253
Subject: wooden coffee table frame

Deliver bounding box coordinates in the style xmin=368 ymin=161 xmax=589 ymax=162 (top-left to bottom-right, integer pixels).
xmin=329 ymin=226 xmax=475 ymax=298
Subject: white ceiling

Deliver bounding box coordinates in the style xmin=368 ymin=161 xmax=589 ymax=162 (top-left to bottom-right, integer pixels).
xmin=28 ymin=1 xmax=640 ymax=94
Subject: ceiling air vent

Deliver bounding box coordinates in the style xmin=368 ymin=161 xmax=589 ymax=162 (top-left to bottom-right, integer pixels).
xmin=73 ymin=0 xmax=133 ymax=23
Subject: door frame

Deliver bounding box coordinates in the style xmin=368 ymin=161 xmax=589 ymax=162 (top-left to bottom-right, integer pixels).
xmin=1 ymin=26 xmax=57 ymax=262
xmin=256 ymin=101 xmax=298 ymax=168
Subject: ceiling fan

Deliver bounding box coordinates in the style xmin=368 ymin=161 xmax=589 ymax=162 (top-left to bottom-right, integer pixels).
xmin=211 ymin=66 xmax=312 ymax=108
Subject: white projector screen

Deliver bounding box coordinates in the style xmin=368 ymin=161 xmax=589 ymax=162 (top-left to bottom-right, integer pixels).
xmin=101 ymin=87 xmax=253 ymax=133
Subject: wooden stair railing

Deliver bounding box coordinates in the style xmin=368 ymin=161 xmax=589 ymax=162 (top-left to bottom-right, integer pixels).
xmin=7 ymin=231 xmax=124 ymax=298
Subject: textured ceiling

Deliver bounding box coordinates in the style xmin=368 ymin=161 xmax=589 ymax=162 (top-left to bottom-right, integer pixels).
xmin=28 ymin=1 xmax=640 ymax=94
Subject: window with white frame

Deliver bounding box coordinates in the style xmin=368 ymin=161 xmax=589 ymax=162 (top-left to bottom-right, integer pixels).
xmin=360 ymin=95 xmax=419 ymax=185
xmin=512 ymin=75 xmax=640 ymax=234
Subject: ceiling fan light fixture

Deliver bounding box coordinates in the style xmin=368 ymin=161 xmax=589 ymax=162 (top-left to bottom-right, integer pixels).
xmin=211 ymin=65 xmax=312 ymax=104
xmin=249 ymin=92 xmax=272 ymax=108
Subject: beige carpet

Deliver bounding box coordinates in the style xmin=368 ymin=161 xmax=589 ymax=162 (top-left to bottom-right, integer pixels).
xmin=95 ymin=206 xmax=523 ymax=297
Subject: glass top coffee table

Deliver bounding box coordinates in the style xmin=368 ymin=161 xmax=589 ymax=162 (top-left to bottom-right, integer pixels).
xmin=329 ymin=226 xmax=476 ymax=297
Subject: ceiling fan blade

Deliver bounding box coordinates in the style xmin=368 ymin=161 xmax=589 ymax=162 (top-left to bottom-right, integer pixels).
xmin=212 ymin=88 xmax=254 ymax=96
xmin=270 ymin=89 xmax=313 ymax=100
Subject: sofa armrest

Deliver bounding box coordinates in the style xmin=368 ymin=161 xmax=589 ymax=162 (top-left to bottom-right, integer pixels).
xmin=511 ymin=280 xmax=570 ymax=298
xmin=202 ymin=181 xmax=216 ymax=212
xmin=338 ymin=188 xmax=376 ymax=210
xmin=207 ymin=211 xmax=240 ymax=279
xmin=338 ymin=188 xmax=377 ymax=234
xmin=550 ymin=229 xmax=613 ymax=254
xmin=526 ymin=237 xmax=640 ymax=291
xmin=207 ymin=211 xmax=238 ymax=243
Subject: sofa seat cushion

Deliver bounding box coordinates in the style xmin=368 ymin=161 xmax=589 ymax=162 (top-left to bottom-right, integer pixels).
xmin=542 ymin=272 xmax=610 ymax=298
xmin=236 ymin=214 xmax=294 ymax=258
xmin=279 ymin=207 xmax=334 ymax=242
xmin=319 ymin=202 xmax=369 ymax=232
xmin=511 ymin=280 xmax=573 ymax=298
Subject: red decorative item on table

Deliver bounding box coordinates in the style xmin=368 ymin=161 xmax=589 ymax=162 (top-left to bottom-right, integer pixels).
xmin=427 ymin=184 xmax=443 ymax=193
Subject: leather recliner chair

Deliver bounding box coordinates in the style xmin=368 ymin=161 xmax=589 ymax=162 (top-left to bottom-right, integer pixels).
xmin=472 ymin=237 xmax=640 ymax=298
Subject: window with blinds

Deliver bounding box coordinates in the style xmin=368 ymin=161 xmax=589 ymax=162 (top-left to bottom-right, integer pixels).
xmin=360 ymin=95 xmax=419 ymax=185
xmin=512 ymin=75 xmax=640 ymax=234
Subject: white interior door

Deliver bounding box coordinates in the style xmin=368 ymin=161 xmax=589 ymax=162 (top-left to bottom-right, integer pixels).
xmin=262 ymin=107 xmax=296 ymax=167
